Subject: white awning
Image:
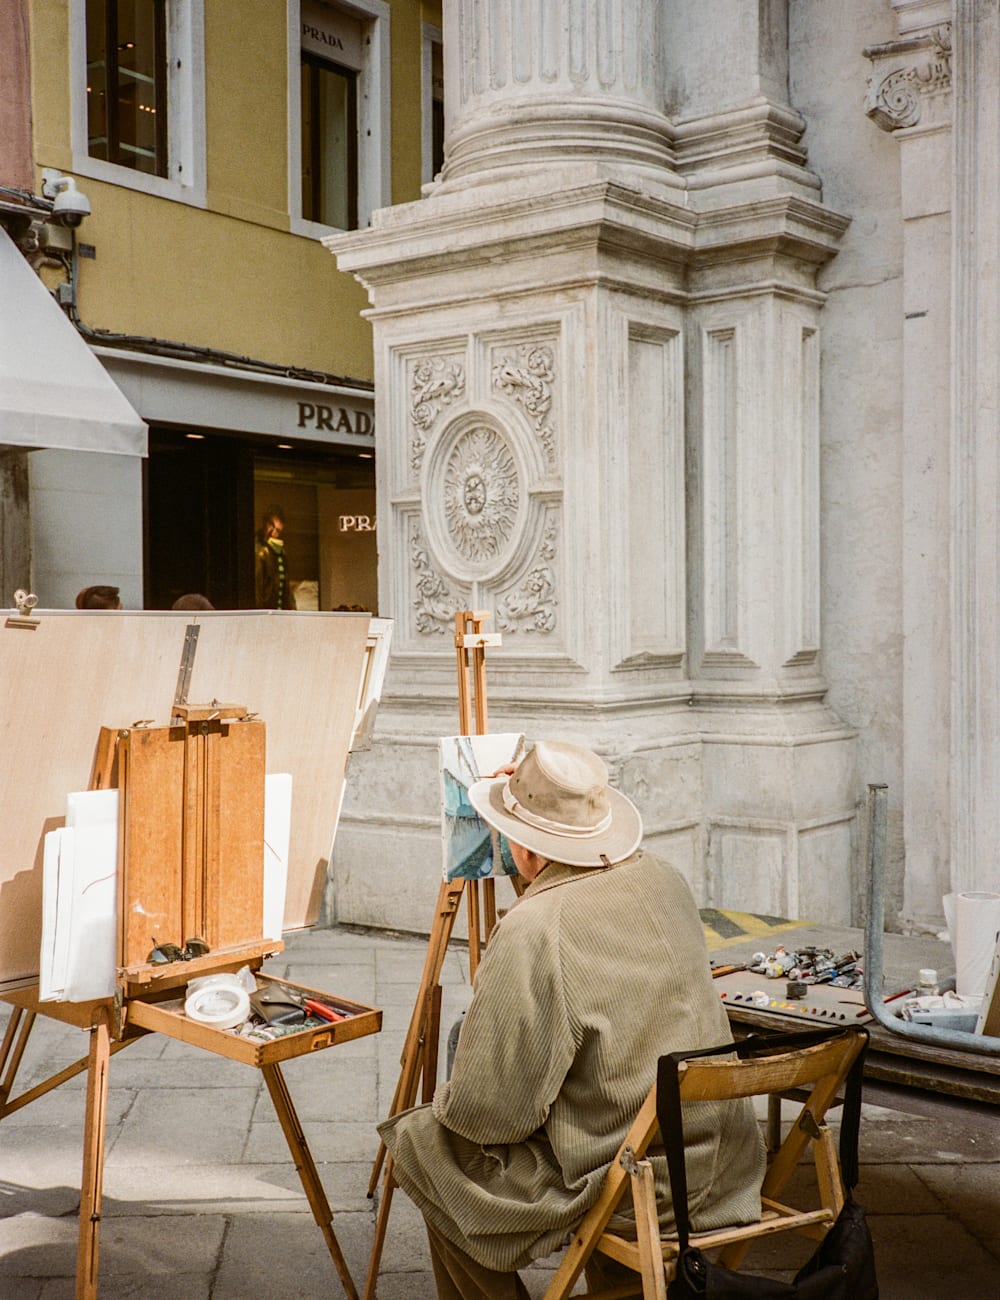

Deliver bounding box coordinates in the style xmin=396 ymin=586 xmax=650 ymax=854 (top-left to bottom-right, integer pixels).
xmin=0 ymin=227 xmax=147 ymax=456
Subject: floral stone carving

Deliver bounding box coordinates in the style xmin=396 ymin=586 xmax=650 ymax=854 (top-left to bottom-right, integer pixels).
xmin=410 ymin=522 xmax=463 ymax=635
xmin=492 ymin=343 xmax=557 ymax=468
xmin=410 ymin=356 xmax=466 ymax=472
xmin=495 ymin=518 xmax=558 ymax=634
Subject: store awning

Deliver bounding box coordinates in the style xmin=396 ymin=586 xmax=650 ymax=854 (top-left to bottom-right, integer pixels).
xmin=0 ymin=227 xmax=146 ymax=456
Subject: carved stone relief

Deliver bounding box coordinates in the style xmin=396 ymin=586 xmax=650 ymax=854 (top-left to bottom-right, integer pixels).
xmin=491 ymin=343 xmax=557 ymax=469
xmin=442 ymin=424 xmax=520 ymax=565
xmin=865 ymin=27 xmax=952 ymax=132
xmin=409 ymin=355 xmax=466 ymax=473
xmin=494 ymin=516 xmax=558 ymax=634
xmin=409 ymin=518 xmax=465 ymax=635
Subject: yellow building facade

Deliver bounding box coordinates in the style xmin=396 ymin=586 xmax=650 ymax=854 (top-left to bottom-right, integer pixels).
xmin=4 ymin=0 xmax=442 ymax=611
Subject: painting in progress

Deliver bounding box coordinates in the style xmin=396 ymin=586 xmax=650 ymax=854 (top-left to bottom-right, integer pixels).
xmin=440 ymin=733 xmax=526 ymax=881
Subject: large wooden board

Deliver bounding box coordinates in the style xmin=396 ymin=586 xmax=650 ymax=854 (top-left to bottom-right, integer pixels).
xmin=184 ymin=614 xmax=370 ymax=930
xmin=0 ymin=610 xmax=370 ymax=992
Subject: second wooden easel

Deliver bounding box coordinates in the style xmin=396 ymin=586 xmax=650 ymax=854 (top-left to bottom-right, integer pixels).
xmin=0 ymin=703 xmax=377 ymax=1300
xmin=362 ymin=610 xmax=522 ymax=1298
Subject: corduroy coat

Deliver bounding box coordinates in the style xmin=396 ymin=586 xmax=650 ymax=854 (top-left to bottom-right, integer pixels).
xmin=379 ymin=850 xmax=765 ymax=1272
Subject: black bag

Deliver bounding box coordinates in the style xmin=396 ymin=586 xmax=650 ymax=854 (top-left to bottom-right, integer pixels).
xmin=658 ymin=1028 xmax=878 ymax=1300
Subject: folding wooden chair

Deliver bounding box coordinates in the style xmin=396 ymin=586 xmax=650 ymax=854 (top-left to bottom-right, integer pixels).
xmin=542 ymin=1027 xmax=868 ymax=1300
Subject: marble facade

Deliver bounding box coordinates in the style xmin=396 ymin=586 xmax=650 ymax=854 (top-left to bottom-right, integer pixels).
xmin=326 ymin=0 xmax=999 ymax=937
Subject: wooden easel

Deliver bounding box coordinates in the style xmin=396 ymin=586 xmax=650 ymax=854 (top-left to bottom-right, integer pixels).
xmin=362 ymin=611 xmax=522 ymax=1299
xmin=0 ymin=705 xmax=379 ymax=1300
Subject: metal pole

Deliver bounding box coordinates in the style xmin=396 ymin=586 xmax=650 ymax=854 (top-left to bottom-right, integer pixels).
xmin=863 ymin=783 xmax=1000 ymax=1054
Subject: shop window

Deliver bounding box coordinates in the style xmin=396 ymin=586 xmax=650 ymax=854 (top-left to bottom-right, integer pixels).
xmin=144 ymin=431 xmax=377 ymax=613
xmin=86 ymin=0 xmax=168 ymax=176
xmin=71 ymin=0 xmax=206 ymax=205
xmin=254 ymin=452 xmax=377 ymax=613
xmin=290 ymin=0 xmax=390 ymax=236
xmin=422 ymin=27 xmax=444 ymax=185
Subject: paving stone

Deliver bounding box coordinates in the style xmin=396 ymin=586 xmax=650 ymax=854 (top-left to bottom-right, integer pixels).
xmin=212 ymin=1208 xmax=373 ymax=1299
xmin=107 ymin=1084 xmax=258 ymax=1165
xmin=100 ymin=1159 xmax=361 ymax=1215
xmin=0 ymin=1081 xmax=133 ymax=1129
xmin=39 ymin=1278 xmax=210 ymax=1300
xmin=909 ymin=1163 xmax=1000 ymax=1261
xmin=0 ymin=1165 xmax=80 ymax=1218
xmin=375 ymin=1185 xmax=432 ymax=1276
xmin=0 ymin=1210 xmax=224 ymax=1283
xmin=0 ymin=1279 xmax=43 ymax=1300
xmin=243 ymin=1117 xmax=377 ymax=1165
xmin=255 ymin=1056 xmax=380 ymax=1124
xmin=860 ymin=1113 xmax=1000 ymax=1163
xmin=866 ymin=1212 xmax=1000 ymax=1299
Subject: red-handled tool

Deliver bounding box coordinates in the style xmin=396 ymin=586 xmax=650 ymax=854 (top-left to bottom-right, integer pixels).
xmin=302 ymin=998 xmax=347 ymax=1023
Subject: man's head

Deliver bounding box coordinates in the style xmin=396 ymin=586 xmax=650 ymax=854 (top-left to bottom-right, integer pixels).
xmin=172 ymin=593 xmax=214 ymax=611
xmin=468 ymin=740 xmax=642 ymax=872
xmin=75 ymin=585 xmax=121 ymax=610
xmin=262 ymin=505 xmax=285 ymax=541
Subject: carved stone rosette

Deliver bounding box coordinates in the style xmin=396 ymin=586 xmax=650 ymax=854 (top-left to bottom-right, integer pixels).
xmin=491 ymin=343 xmax=557 ymax=470
xmin=442 ymin=424 xmax=520 ymax=565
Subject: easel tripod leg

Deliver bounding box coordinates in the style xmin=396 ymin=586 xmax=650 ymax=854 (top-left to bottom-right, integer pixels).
xmin=363 ymin=1155 xmax=397 ymax=1300
xmin=0 ymin=1006 xmax=35 ymax=1114
xmin=262 ymin=1062 xmax=359 ymax=1300
xmin=76 ymin=1010 xmax=111 ymax=1300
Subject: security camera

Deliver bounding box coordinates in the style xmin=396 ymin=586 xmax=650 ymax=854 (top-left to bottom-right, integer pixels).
xmin=41 ymin=172 xmax=91 ymax=228
xmin=52 ymin=179 xmax=91 ymax=227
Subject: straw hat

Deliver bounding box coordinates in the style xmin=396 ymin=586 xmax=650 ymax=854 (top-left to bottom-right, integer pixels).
xmin=467 ymin=740 xmax=642 ymax=869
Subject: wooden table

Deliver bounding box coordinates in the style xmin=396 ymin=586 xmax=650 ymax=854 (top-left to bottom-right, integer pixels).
xmin=705 ymin=918 xmax=1000 ymax=1115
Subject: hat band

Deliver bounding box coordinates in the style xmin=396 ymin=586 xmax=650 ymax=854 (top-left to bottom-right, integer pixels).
xmin=501 ymin=781 xmax=613 ymax=839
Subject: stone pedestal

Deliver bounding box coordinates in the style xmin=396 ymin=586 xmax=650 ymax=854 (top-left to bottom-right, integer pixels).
xmin=327 ymin=0 xmax=858 ymax=934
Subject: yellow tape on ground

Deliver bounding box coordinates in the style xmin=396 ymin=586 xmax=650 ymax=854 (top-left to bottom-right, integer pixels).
xmin=699 ymin=907 xmax=809 ymax=950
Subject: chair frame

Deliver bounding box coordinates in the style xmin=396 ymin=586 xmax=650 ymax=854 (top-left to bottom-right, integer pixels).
xmin=542 ymin=1027 xmax=867 ymax=1300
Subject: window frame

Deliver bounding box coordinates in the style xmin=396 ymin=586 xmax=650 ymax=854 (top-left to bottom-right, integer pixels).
xmin=300 ymin=52 xmax=359 ymax=231
xmin=287 ymin=0 xmax=391 ymax=239
xmin=86 ymin=0 xmax=169 ymax=177
xmin=421 ymin=22 xmax=443 ymax=188
xmin=70 ymin=0 xmax=207 ymax=206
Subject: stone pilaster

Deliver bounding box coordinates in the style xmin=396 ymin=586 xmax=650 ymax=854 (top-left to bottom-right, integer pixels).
xmin=949 ymin=0 xmax=1000 ymax=901
xmin=862 ymin=1 xmax=996 ymax=924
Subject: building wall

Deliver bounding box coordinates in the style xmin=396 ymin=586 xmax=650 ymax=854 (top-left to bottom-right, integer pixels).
xmin=330 ymin=0 xmax=996 ymax=938
xmin=29 ymin=448 xmax=143 ymax=609
xmin=790 ymin=1 xmax=908 ymax=922
xmin=14 ymin=0 xmax=434 ymax=615
xmin=26 ymin=0 xmax=433 ymax=379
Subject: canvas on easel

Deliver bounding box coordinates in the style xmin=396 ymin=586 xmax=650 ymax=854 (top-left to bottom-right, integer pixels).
xmin=440 ymin=732 xmax=525 ymax=881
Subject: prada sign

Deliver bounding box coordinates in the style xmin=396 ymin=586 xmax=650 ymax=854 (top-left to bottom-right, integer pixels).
xmin=297 ymin=401 xmax=373 ymax=435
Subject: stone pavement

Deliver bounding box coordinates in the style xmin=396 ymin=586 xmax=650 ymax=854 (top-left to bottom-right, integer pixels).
xmin=2 ymin=925 xmax=999 ymax=1299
